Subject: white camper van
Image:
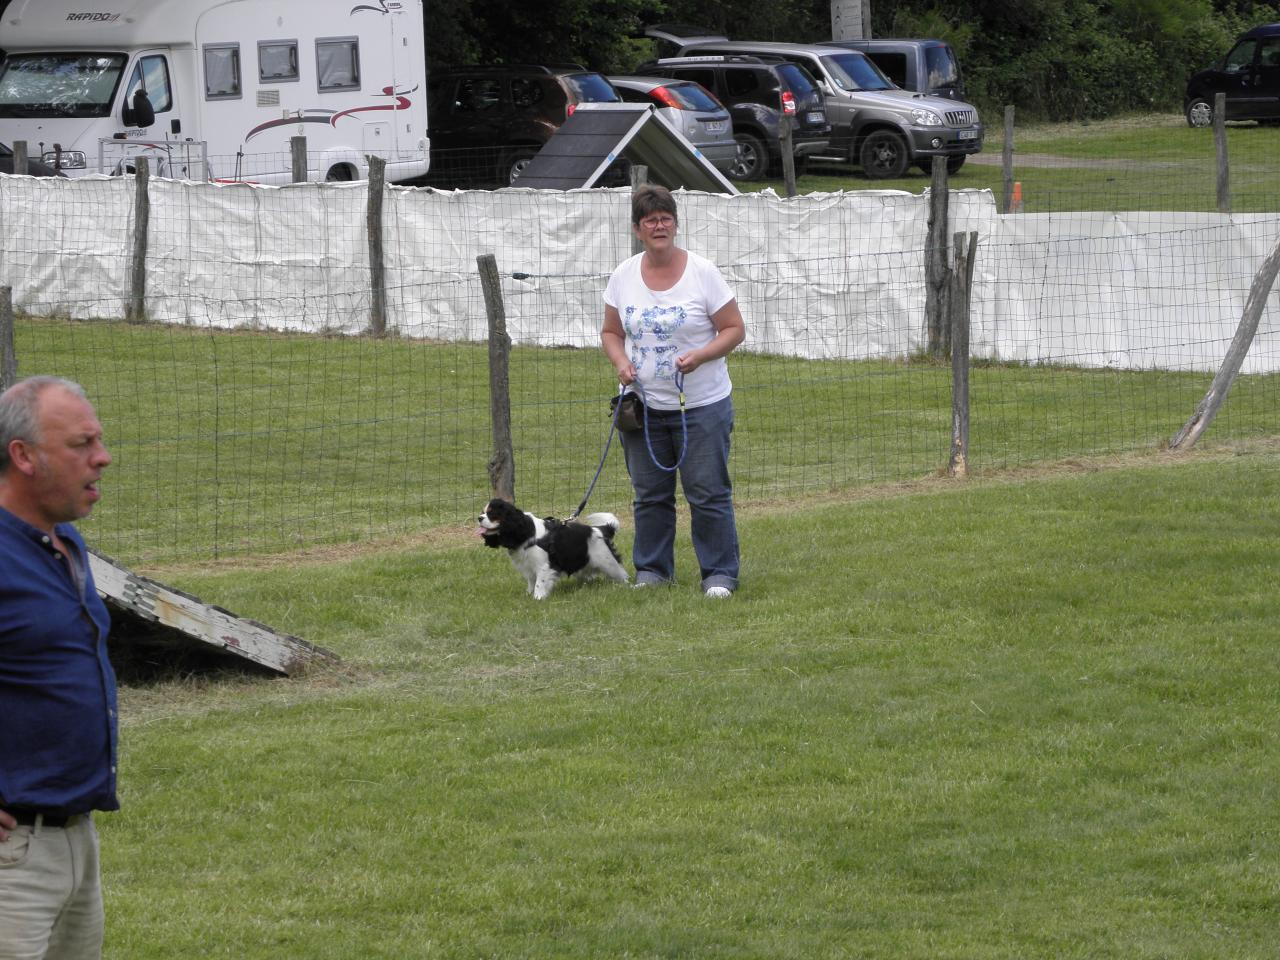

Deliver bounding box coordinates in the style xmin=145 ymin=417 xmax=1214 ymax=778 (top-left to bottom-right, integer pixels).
xmin=0 ymin=0 xmax=429 ymax=183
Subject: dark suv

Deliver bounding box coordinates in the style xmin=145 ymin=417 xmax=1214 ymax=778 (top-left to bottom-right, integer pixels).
xmin=635 ymin=55 xmax=830 ymax=180
xmin=1185 ymin=23 xmax=1280 ymax=127
xmin=427 ymin=65 xmax=623 ymax=186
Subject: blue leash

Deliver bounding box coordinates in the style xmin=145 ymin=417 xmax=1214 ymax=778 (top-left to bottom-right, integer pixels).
xmin=566 ymin=372 xmax=687 ymax=521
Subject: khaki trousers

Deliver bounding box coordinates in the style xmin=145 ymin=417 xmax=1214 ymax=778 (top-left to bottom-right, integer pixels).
xmin=0 ymin=815 xmax=103 ymax=960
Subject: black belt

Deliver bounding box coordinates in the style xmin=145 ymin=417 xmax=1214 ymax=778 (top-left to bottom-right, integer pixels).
xmin=7 ymin=809 xmax=81 ymax=828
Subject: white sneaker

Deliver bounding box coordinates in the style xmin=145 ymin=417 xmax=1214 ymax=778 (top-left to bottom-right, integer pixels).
xmin=704 ymin=586 xmax=732 ymax=599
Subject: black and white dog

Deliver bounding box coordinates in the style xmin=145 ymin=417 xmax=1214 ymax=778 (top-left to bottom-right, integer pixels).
xmin=477 ymin=497 xmax=630 ymax=599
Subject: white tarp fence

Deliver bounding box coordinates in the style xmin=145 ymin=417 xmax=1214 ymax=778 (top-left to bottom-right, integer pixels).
xmin=1 ymin=173 xmax=1277 ymax=373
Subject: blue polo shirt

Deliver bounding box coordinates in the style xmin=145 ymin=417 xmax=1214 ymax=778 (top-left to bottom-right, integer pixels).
xmin=0 ymin=505 xmax=119 ymax=814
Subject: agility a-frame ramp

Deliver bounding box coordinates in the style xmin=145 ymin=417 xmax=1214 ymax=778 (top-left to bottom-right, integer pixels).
xmin=90 ymin=549 xmax=338 ymax=676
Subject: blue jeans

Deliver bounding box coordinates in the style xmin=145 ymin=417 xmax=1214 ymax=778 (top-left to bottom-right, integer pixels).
xmin=620 ymin=394 xmax=739 ymax=592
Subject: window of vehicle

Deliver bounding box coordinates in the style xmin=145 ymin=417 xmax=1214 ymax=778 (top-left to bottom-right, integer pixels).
xmin=1259 ymin=38 xmax=1280 ymax=68
xmin=259 ymin=40 xmax=299 ymax=83
xmin=454 ymin=78 xmax=500 ymax=112
xmin=672 ymin=67 xmax=718 ymax=93
xmin=925 ymin=46 xmax=960 ymax=87
xmin=662 ymin=81 xmax=722 ymax=111
xmin=724 ymin=69 xmax=761 ymax=97
xmin=510 ymin=77 xmax=545 ymax=108
xmin=774 ymin=63 xmax=819 ymax=97
xmin=1225 ymin=40 xmax=1257 ymax=72
xmin=203 ymin=44 xmax=241 ymax=100
xmin=0 ymin=52 xmax=127 ymax=118
xmin=125 ymin=55 xmax=172 ymax=112
xmin=819 ymin=51 xmax=893 ymax=91
xmin=871 ymin=52 xmax=908 ymax=87
xmin=316 ymin=37 xmax=359 ymax=91
xmin=564 ymin=73 xmax=620 ymax=103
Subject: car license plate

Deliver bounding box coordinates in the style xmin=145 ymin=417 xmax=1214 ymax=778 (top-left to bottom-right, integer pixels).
xmin=806 ymin=111 xmax=824 ymax=123
xmin=704 ymin=120 xmax=726 ymax=133
xmin=958 ymin=128 xmax=978 ymax=140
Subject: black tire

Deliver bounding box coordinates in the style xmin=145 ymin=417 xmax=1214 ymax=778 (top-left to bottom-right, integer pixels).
xmin=859 ymin=130 xmax=910 ymax=180
xmin=505 ymin=148 xmax=537 ymax=186
xmin=946 ymin=155 xmax=966 ymax=175
xmin=728 ymin=132 xmax=768 ymax=181
xmin=325 ymin=164 xmax=355 ymax=182
xmin=1185 ymin=97 xmax=1213 ymax=128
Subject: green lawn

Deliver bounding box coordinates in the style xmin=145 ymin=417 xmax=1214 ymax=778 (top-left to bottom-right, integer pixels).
xmin=755 ymin=112 xmax=1280 ymax=213
xmin=103 ymin=442 xmax=1280 ymax=959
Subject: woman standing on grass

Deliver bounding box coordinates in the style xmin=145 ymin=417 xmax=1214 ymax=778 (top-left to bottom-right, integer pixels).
xmin=601 ymin=184 xmax=745 ymax=598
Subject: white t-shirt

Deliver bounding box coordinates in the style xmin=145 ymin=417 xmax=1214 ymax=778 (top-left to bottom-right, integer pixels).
xmin=603 ymin=250 xmax=736 ymax=410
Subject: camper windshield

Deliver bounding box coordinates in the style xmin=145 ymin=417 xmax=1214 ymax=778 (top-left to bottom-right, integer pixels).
xmin=820 ymin=51 xmax=895 ymax=92
xmin=0 ymin=53 xmax=127 ymax=118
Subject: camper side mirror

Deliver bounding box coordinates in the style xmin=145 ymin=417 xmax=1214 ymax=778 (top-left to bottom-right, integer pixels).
xmin=123 ymin=89 xmax=156 ymax=129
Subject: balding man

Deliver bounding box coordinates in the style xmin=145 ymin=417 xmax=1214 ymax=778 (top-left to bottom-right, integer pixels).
xmin=0 ymin=376 xmax=116 ymax=960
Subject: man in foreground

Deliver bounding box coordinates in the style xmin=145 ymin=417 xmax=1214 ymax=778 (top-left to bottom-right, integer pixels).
xmin=0 ymin=376 xmax=117 ymax=960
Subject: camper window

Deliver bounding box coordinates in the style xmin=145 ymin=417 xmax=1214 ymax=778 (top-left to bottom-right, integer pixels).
xmin=126 ymin=56 xmax=172 ymax=113
xmin=316 ymin=38 xmax=360 ymax=92
xmin=259 ymin=41 xmax=299 ymax=83
xmin=204 ymin=44 xmax=242 ymax=100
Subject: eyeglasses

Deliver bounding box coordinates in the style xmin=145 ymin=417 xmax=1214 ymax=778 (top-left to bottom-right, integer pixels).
xmin=639 ymin=215 xmax=676 ymax=230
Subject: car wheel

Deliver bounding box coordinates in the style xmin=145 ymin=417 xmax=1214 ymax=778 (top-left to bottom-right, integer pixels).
xmin=946 ymin=155 xmax=966 ymax=175
xmin=859 ymin=130 xmax=910 ymax=179
xmin=505 ymin=149 xmax=537 ymax=186
xmin=1185 ymin=97 xmax=1213 ymax=128
xmin=728 ymin=133 xmax=768 ymax=181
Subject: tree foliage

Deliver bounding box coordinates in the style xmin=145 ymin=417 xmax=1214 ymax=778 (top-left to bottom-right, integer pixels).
xmin=424 ymin=0 xmax=1280 ymax=120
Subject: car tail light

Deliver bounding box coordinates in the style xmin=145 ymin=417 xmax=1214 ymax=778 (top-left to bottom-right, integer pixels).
xmin=781 ymin=90 xmax=796 ymax=116
xmin=651 ymin=86 xmax=682 ymax=109
xmin=567 ymin=103 xmax=577 ymax=118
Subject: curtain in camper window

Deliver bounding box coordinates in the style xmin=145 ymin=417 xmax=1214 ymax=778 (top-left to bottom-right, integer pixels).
xmin=316 ymin=38 xmax=360 ymax=91
xmin=204 ymin=44 xmax=241 ymax=99
xmin=259 ymin=41 xmax=299 ymax=83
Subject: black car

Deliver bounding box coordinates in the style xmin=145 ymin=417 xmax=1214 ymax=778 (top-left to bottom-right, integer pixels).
xmin=426 ymin=64 xmax=623 ymax=186
xmin=1185 ymin=23 xmax=1280 ymax=127
xmin=634 ymin=55 xmax=829 ymax=180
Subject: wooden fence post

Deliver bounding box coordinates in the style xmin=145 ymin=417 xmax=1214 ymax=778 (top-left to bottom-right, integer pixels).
xmin=11 ymin=141 xmax=27 ymax=175
xmin=1001 ymin=106 xmax=1015 ymax=215
xmin=0 ymin=286 xmax=15 ymax=392
xmin=1170 ymin=234 xmax=1280 ymax=450
xmin=366 ymin=155 xmax=387 ymax=337
xmin=1213 ymin=91 xmax=1230 ymax=215
xmin=290 ymin=136 xmax=308 ymax=183
xmin=780 ymin=119 xmax=797 ymax=198
xmin=925 ymin=155 xmax=950 ymax=357
xmin=948 ymin=231 xmax=977 ymax=477
xmin=127 ymin=158 xmax=149 ymax=323
xmin=478 ymin=253 xmax=515 ymax=501
xmin=630 ymin=164 xmax=648 ymax=256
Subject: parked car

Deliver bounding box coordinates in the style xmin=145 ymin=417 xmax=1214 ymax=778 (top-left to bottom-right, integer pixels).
xmin=821 ymin=38 xmax=967 ymax=101
xmin=607 ymin=75 xmax=739 ymax=175
xmin=426 ymin=64 xmax=623 ymax=186
xmin=1185 ymin=23 xmax=1280 ymax=127
xmin=647 ymin=27 xmax=983 ymax=179
xmin=634 ymin=55 xmax=830 ymax=180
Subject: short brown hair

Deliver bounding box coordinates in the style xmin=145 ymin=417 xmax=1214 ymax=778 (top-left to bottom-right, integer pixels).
xmin=631 ymin=183 xmax=678 ymax=226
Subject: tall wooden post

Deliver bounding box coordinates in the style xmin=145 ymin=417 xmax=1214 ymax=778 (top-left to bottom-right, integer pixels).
xmin=11 ymin=141 xmax=27 ymax=175
xmin=630 ymin=164 xmax=648 ymax=256
xmin=128 ymin=159 xmax=150 ymax=323
xmin=925 ymin=156 xmax=950 ymax=357
xmin=290 ymin=136 xmax=308 ymax=183
xmin=780 ymin=119 xmax=797 ymax=198
xmin=1001 ymin=106 xmax=1015 ymax=215
xmin=478 ymin=253 xmax=515 ymax=501
xmin=0 ymin=286 xmax=16 ymax=392
xmin=1213 ymin=92 xmax=1230 ymax=215
xmin=366 ymin=155 xmax=387 ymax=337
xmin=949 ymin=231 xmax=977 ymax=477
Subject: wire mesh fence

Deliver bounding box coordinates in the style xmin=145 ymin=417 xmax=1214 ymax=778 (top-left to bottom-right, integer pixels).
xmin=3 ymin=160 xmax=1278 ymax=567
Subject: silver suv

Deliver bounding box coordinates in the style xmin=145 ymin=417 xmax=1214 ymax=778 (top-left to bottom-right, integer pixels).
xmin=649 ymin=29 xmax=983 ymax=179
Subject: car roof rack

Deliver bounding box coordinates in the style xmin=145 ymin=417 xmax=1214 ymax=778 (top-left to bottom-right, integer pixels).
xmin=641 ymin=54 xmax=769 ymax=67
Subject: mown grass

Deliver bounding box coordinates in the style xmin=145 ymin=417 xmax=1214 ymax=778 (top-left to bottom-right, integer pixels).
xmin=24 ymin=316 xmax=1279 ymax=566
xmin=755 ymin=112 xmax=1280 ymax=213
xmin=102 ymin=443 xmax=1280 ymax=959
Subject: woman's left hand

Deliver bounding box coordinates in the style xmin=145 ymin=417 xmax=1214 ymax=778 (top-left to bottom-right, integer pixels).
xmin=675 ymin=351 xmax=702 ymax=375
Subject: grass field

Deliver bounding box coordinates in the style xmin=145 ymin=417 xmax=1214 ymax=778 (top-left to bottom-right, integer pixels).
xmin=101 ymin=440 xmax=1280 ymax=959
xmin=754 ymin=112 xmax=1280 ymax=213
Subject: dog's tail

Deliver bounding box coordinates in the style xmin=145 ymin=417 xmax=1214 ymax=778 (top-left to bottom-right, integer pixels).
xmin=582 ymin=512 xmax=621 ymax=539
